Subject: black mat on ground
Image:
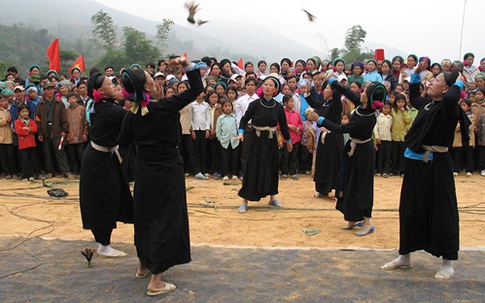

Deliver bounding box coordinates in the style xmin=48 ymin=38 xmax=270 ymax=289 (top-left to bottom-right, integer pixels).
xmin=0 ymin=237 xmax=483 ymax=302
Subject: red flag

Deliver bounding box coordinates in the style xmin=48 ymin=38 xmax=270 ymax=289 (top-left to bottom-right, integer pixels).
xmin=183 ymin=52 xmax=188 ymax=58
xmin=46 ymin=38 xmax=60 ymax=71
xmin=68 ymin=55 xmax=85 ymax=73
xmin=237 ymin=58 xmax=243 ymax=70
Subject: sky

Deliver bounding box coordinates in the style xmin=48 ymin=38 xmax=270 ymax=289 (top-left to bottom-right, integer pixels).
xmin=94 ymin=0 xmax=484 ymax=63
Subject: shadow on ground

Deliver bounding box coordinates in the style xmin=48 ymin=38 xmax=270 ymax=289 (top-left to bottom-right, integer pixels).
xmin=0 ymin=237 xmax=483 ymax=302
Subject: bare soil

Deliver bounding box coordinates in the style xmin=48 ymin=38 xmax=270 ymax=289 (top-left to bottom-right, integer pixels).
xmin=0 ymin=174 xmax=483 ymax=249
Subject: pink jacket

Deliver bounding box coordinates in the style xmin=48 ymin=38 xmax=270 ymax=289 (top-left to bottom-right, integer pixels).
xmin=284 ymin=107 xmax=303 ymax=144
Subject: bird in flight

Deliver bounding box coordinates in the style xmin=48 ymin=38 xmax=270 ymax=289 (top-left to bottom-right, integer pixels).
xmin=302 ymin=9 xmax=317 ymax=22
xmin=185 ymin=1 xmax=200 ymax=24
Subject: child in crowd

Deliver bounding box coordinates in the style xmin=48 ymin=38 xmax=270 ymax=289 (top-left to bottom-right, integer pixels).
xmin=391 ymin=93 xmax=411 ymax=176
xmin=374 ymin=103 xmax=393 ymax=177
xmin=215 ymin=82 xmax=227 ymax=99
xmin=226 ymin=86 xmax=239 ymax=103
xmin=363 ymin=60 xmax=383 ymax=83
xmin=280 ymin=94 xmax=303 ymax=180
xmin=0 ymin=94 xmax=15 ymax=179
xmin=66 ymin=92 xmax=88 ymax=177
xmin=191 ymin=90 xmax=210 ymax=180
xmin=14 ymin=104 xmax=38 ymax=181
xmin=452 ymin=99 xmax=475 ymax=176
xmin=207 ymin=91 xmax=223 ymax=179
xmin=216 ymin=100 xmax=239 ymax=180
xmin=297 ymin=80 xmax=312 ymax=174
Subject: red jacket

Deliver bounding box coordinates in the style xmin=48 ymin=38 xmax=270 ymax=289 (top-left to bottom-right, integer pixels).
xmin=14 ymin=118 xmax=37 ymax=150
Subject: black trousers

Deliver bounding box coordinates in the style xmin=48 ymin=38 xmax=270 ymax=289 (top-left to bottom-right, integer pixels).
xmin=180 ymin=134 xmax=199 ymax=174
xmin=19 ymin=147 xmax=36 ymax=179
xmin=92 ymin=229 xmax=113 ymax=246
xmin=376 ymin=140 xmax=392 ymax=174
xmin=66 ymin=143 xmax=85 ymax=174
xmin=193 ymin=130 xmax=208 ymax=174
xmin=452 ymin=146 xmax=474 ymax=173
xmin=42 ymin=137 xmax=70 ymax=174
xmin=391 ymin=141 xmax=406 ymax=175
xmin=208 ymin=138 xmax=222 ymax=174
xmin=221 ymin=143 xmax=239 ymax=176
xmin=280 ymin=142 xmax=300 ymax=175
xmin=0 ymin=144 xmax=16 ymax=175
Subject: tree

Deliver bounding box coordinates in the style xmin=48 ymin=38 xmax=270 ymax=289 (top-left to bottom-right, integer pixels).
xmin=344 ymin=25 xmax=366 ymax=52
xmin=60 ymin=49 xmax=79 ymax=71
xmin=122 ymin=26 xmax=160 ymax=65
xmin=91 ymin=10 xmax=116 ymax=47
xmin=328 ymin=25 xmax=374 ymax=64
xmin=155 ymin=18 xmax=174 ymax=51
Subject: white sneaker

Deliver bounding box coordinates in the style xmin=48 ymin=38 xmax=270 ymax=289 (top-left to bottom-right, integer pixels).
xmin=466 ymin=172 xmax=472 ymax=177
xmin=232 ymin=175 xmax=239 ymax=180
xmin=222 ymin=176 xmax=229 ymax=180
xmin=453 ymin=172 xmax=458 ymax=176
xmin=481 ymin=170 xmax=485 ymax=176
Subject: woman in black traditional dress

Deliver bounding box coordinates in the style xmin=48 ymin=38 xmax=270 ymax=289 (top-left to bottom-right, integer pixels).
xmin=381 ymin=60 xmax=466 ymax=280
xmin=119 ymin=57 xmax=203 ymax=296
xmin=79 ymin=73 xmax=133 ymax=257
xmin=307 ymin=80 xmax=386 ymax=236
xmin=236 ymin=76 xmax=292 ymax=213
xmin=305 ymin=75 xmax=357 ymax=199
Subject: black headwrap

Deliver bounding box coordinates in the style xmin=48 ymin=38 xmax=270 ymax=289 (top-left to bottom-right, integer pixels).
xmin=121 ymin=68 xmax=150 ymax=115
xmin=366 ymin=82 xmax=387 ymax=110
xmin=444 ymin=70 xmax=459 ymax=87
xmin=121 ymin=68 xmax=147 ymax=102
xmin=87 ymin=72 xmax=105 ymax=102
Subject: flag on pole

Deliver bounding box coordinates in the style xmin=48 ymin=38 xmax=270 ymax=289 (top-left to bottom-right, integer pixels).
xmin=68 ymin=55 xmax=85 ymax=73
xmin=237 ymin=58 xmax=243 ymax=69
xmin=46 ymin=38 xmax=60 ymax=71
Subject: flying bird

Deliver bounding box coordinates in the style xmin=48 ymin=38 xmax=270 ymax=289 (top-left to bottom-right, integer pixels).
xmin=302 ymin=9 xmax=317 ymax=22
xmin=185 ymin=1 xmax=200 ymax=24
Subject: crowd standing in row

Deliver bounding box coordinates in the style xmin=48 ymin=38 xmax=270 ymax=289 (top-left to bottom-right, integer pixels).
xmin=0 ymin=52 xmax=482 ymax=287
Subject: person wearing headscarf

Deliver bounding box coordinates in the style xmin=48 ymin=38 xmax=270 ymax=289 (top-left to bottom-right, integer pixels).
xmin=118 ymin=56 xmax=203 ymax=296
xmin=462 ymin=52 xmax=479 ymax=82
xmin=79 ymin=72 xmax=134 ymax=258
xmin=70 ymin=67 xmax=82 ymax=86
xmin=381 ymin=59 xmax=466 ymax=280
xmin=307 ymin=81 xmax=386 ymax=236
xmin=348 ymin=61 xmax=364 ymax=87
xmin=380 ymin=60 xmax=398 ymax=91
xmin=236 ymin=76 xmax=291 ymax=213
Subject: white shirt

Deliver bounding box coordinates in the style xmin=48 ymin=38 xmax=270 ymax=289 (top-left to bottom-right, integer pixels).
xmin=191 ymin=101 xmax=210 ymax=131
xmin=373 ymin=112 xmax=393 ymax=141
xmin=234 ymin=93 xmax=257 ymax=127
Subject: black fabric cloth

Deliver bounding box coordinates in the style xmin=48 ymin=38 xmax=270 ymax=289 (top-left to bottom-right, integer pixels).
xmin=220 ymin=143 xmax=239 ymax=177
xmin=238 ymin=98 xmax=290 ymax=201
xmin=320 ymin=102 xmax=377 ymax=222
xmin=306 ymin=82 xmax=358 ymax=195
xmin=376 ymin=140 xmax=391 ymax=174
xmin=399 ymin=81 xmax=462 ymax=260
xmin=19 ymin=147 xmax=35 ymax=179
xmin=92 ymin=229 xmax=113 ymax=246
xmin=66 ymin=143 xmax=84 ymax=174
xmin=79 ymin=99 xmax=133 ymax=232
xmin=119 ymin=68 xmax=203 ymax=274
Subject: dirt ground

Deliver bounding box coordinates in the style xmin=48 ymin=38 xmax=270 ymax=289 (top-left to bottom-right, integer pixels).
xmin=0 ymin=174 xmax=484 ymax=250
